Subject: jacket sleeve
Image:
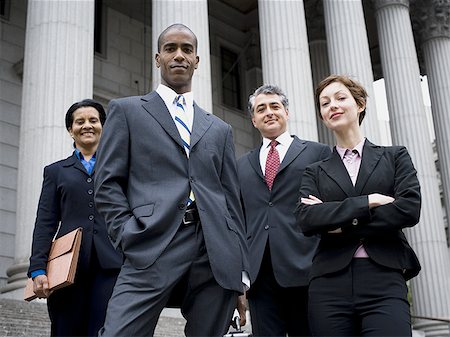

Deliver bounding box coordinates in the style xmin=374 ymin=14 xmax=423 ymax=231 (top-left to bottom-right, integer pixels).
xmin=356 ymin=146 xmax=421 ymax=236
xmin=295 ymin=164 xmax=371 ymax=236
xmin=94 ymin=99 xmax=132 ymax=249
xmin=220 ymin=126 xmax=249 ymax=271
xmin=28 ymin=166 xmax=61 ymax=276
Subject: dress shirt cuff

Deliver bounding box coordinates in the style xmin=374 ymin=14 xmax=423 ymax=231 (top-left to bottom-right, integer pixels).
xmin=242 ymin=271 xmax=250 ymax=291
xmin=31 ymin=269 xmax=46 ymax=279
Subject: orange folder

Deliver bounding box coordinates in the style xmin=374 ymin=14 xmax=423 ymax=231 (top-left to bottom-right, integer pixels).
xmin=24 ymin=227 xmax=83 ymax=301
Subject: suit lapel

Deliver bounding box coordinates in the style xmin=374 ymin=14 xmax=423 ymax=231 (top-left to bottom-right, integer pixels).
xmin=141 ymin=91 xmax=185 ymax=150
xmin=320 ymin=150 xmax=355 ymax=197
xmin=63 ymin=152 xmax=88 ymax=175
xmin=247 ymin=147 xmax=264 ymax=180
xmin=278 ymin=136 xmax=306 ymax=174
xmin=354 ymin=140 xmax=384 ymax=194
xmin=190 ymin=103 xmax=213 ymax=149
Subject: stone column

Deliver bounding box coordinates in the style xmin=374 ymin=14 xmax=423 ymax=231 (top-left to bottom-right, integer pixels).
xmin=323 ymin=0 xmax=389 ymax=146
xmin=152 ymin=0 xmax=213 ymax=112
xmin=309 ymin=39 xmax=334 ymax=146
xmin=258 ymin=0 xmax=318 ymax=141
xmin=307 ymin=3 xmax=334 ymax=147
xmin=419 ymin=0 xmax=450 ymax=243
xmin=374 ymin=0 xmax=450 ymax=335
xmin=0 ymin=0 xmax=95 ymax=299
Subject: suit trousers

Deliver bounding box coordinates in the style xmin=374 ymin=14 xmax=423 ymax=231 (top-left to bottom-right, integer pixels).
xmin=308 ymin=258 xmax=411 ymax=337
xmin=47 ymin=245 xmax=119 ymax=337
xmin=248 ymin=245 xmax=310 ymax=337
xmin=99 ymin=221 xmax=237 ymax=337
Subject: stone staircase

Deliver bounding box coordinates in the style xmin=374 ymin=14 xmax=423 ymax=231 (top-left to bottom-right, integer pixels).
xmin=0 ymin=298 xmax=186 ymax=337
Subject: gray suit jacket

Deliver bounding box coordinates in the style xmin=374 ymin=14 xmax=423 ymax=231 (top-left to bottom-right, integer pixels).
xmin=94 ymin=91 xmax=248 ymax=292
xmin=237 ymin=136 xmax=331 ymax=287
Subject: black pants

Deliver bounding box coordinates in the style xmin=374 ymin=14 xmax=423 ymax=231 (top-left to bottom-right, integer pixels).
xmin=248 ymin=245 xmax=311 ymax=337
xmin=47 ymin=246 xmax=119 ymax=337
xmin=308 ymin=258 xmax=411 ymax=337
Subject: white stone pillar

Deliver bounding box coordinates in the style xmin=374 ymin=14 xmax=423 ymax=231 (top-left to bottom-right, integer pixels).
xmin=374 ymin=1 xmax=450 ymax=335
xmin=323 ymin=0 xmax=389 ymax=146
xmin=152 ymin=0 xmax=213 ymax=112
xmin=420 ymin=2 xmax=450 ymax=243
xmin=258 ymin=0 xmax=318 ymax=141
xmin=0 ymin=0 xmax=95 ymax=299
xmin=309 ymin=39 xmax=334 ymax=146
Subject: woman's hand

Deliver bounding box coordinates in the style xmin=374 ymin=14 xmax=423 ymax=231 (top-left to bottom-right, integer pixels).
xmin=300 ymin=195 xmax=323 ymax=205
xmin=33 ymin=274 xmax=51 ymax=298
xmin=368 ymin=193 xmax=395 ymax=209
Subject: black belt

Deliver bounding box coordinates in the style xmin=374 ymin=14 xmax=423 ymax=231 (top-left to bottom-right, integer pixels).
xmin=182 ymin=206 xmax=200 ymax=226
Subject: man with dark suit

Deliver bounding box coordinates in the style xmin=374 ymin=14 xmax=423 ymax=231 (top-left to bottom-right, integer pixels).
xmin=237 ymin=84 xmax=331 ymax=336
xmin=94 ymin=24 xmax=248 ymax=337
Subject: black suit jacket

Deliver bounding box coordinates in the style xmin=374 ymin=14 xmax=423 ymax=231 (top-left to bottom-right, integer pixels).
xmin=238 ymin=136 xmax=331 ymax=286
xmin=28 ymin=153 xmax=123 ymax=276
xmin=296 ymin=140 xmax=421 ymax=281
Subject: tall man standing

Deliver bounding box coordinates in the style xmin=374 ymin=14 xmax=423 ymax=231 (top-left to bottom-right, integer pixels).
xmin=238 ymin=85 xmax=331 ymax=336
xmin=94 ymin=24 xmax=248 ymax=337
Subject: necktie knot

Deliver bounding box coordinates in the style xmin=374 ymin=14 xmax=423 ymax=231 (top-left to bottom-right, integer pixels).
xmin=175 ymin=95 xmax=186 ymax=111
xmin=270 ymin=140 xmax=278 ymax=150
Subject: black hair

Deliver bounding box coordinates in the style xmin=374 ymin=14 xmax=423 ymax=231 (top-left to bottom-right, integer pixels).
xmin=65 ymin=99 xmax=106 ymax=131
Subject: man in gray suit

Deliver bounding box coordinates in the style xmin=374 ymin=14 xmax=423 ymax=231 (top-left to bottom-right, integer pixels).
xmin=238 ymin=85 xmax=331 ymax=336
xmin=94 ymin=24 xmax=248 ymax=337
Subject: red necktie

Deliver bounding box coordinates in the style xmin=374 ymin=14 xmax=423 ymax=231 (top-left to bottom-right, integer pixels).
xmin=265 ymin=140 xmax=280 ymax=191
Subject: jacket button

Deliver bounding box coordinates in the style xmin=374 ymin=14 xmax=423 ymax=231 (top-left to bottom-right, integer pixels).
xmin=93 ymin=229 xmax=98 ymax=234
xmin=264 ymin=225 xmax=269 ymax=230
xmin=88 ymin=189 xmax=93 ymax=195
xmin=89 ymin=215 xmax=94 ymax=221
xmin=268 ymin=202 xmax=274 ymax=207
xmin=352 ymin=218 xmax=358 ymax=226
xmin=87 ymin=177 xmax=93 ymax=183
xmin=178 ymin=203 xmax=185 ymax=210
xmin=190 ymin=177 xmax=195 ymax=183
xmin=88 ymin=202 xmax=94 ymax=208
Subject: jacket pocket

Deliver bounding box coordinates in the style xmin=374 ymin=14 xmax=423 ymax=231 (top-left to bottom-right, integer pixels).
xmin=132 ymin=203 xmax=155 ymax=219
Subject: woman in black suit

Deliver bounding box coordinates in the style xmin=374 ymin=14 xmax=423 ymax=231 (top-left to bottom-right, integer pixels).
xmin=28 ymin=99 xmax=123 ymax=337
xmin=296 ymin=75 xmax=421 ymax=336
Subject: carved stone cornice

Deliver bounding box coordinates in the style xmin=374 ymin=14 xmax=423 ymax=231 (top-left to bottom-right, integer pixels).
xmin=412 ymin=0 xmax=450 ymax=41
xmin=372 ymin=0 xmax=409 ymax=11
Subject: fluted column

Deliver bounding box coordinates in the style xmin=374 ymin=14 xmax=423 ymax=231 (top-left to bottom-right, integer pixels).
xmin=420 ymin=0 xmax=450 ymax=243
xmin=0 ymin=0 xmax=95 ymax=299
xmin=258 ymin=0 xmax=318 ymax=141
xmin=374 ymin=1 xmax=450 ymax=335
xmin=309 ymin=39 xmax=334 ymax=146
xmin=152 ymin=0 xmax=212 ymax=112
xmin=323 ymin=0 xmax=389 ymax=146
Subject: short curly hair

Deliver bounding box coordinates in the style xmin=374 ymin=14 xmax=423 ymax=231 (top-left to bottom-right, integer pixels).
xmin=315 ymin=75 xmax=368 ymax=125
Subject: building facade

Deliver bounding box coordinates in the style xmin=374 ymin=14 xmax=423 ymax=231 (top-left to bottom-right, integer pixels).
xmin=1 ymin=0 xmax=449 ymax=335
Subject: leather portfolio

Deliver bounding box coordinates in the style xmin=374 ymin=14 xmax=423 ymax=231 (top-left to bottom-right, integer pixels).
xmin=24 ymin=227 xmax=83 ymax=301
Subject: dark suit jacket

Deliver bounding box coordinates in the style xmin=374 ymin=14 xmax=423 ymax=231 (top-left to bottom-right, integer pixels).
xmin=237 ymin=136 xmax=331 ymax=287
xmin=94 ymin=91 xmax=248 ymax=292
xmin=296 ymin=140 xmax=421 ymax=281
xmin=28 ymin=153 xmax=123 ymax=276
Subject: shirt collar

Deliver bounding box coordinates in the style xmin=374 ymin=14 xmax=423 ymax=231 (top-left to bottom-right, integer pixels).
xmin=336 ymin=138 xmax=366 ymax=160
xmin=156 ymin=84 xmax=194 ymax=109
xmin=74 ymin=148 xmax=96 ymax=161
xmin=262 ymin=131 xmax=292 ymax=149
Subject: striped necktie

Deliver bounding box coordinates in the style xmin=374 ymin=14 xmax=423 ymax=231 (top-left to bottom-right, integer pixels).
xmin=174 ymin=95 xmax=195 ymax=205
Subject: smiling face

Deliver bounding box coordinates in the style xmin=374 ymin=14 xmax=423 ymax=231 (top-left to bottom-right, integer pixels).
xmin=318 ymin=81 xmax=365 ymax=132
xmin=251 ymin=93 xmax=289 ymax=140
xmin=68 ymin=107 xmax=102 ymax=151
xmin=155 ymin=27 xmax=199 ymax=94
